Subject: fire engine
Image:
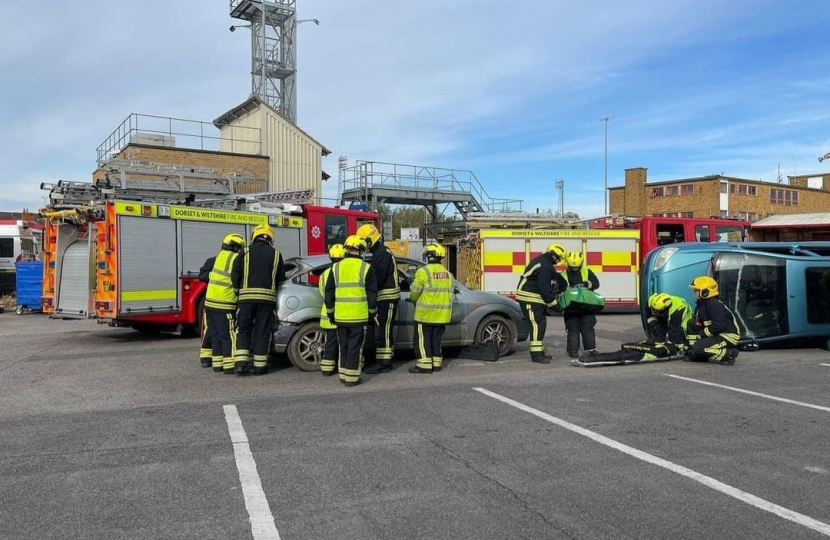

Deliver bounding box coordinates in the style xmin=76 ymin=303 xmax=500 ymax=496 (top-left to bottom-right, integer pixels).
xmin=40 ymin=163 xmax=378 ymax=333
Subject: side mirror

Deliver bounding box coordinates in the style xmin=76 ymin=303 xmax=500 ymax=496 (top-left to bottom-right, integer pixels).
xmin=453 ymin=286 xmax=460 ymax=294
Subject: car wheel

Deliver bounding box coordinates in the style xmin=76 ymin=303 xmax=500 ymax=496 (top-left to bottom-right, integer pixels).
xmin=286 ymin=321 xmax=325 ymax=372
xmin=474 ymin=314 xmax=516 ymax=357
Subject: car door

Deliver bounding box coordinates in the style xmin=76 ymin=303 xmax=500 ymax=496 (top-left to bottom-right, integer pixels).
xmin=394 ymin=260 xmax=466 ymax=346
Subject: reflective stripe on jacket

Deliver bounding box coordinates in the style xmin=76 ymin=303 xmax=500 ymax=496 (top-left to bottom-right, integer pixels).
xmin=319 ymin=267 xmax=335 ymax=330
xmin=205 ymin=250 xmax=239 ymax=311
xmin=238 ymin=241 xmax=281 ymax=304
xmin=411 ymin=263 xmax=453 ymax=324
xmin=515 ymin=254 xmax=557 ymax=306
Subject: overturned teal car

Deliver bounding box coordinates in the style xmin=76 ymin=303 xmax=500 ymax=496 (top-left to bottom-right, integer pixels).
xmin=640 ymin=242 xmax=830 ymax=348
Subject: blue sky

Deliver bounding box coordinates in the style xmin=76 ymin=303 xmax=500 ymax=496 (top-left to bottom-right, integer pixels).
xmin=1 ymin=0 xmax=829 ymax=219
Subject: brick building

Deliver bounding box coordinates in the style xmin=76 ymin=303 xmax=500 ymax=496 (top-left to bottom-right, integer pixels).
xmin=609 ymin=167 xmax=830 ymax=222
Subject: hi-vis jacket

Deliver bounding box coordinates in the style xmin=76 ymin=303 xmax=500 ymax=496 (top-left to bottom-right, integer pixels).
xmin=687 ymin=296 xmax=741 ymax=345
xmin=647 ymin=294 xmax=692 ymax=345
xmin=205 ymin=250 xmax=239 ymax=311
xmin=410 ymin=263 xmax=453 ymax=324
xmin=324 ymin=256 xmax=379 ymax=326
xmin=515 ymin=254 xmax=558 ymax=306
xmin=232 ymin=239 xmax=285 ymax=304
xmin=318 ymin=267 xmax=335 ymax=330
xmin=369 ymin=242 xmax=401 ymax=302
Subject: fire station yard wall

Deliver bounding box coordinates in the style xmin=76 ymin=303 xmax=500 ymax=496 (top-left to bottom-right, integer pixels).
xmin=94 ymin=144 xmax=269 ymax=195
xmin=119 ymin=217 xmax=179 ymax=313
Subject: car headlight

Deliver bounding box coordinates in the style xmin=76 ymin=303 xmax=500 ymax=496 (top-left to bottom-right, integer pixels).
xmin=652 ymin=247 xmax=678 ymax=271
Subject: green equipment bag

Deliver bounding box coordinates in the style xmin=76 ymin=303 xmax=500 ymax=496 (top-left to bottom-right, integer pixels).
xmin=557 ymin=286 xmax=605 ymax=314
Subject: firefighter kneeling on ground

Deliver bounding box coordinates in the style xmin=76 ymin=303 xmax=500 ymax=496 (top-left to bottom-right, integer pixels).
xmin=324 ymin=235 xmax=378 ymax=386
xmin=318 ymin=244 xmax=345 ymax=377
xmin=408 ymin=243 xmax=454 ymax=374
xmin=357 ymin=223 xmax=400 ymax=374
xmin=205 ymin=234 xmax=245 ymax=374
xmin=233 ymin=224 xmax=285 ymax=376
xmin=515 ymin=243 xmax=566 ymax=364
xmin=686 ymin=276 xmax=740 ymax=365
xmin=573 ymin=292 xmax=693 ymax=366
xmin=558 ymin=250 xmax=600 ymax=359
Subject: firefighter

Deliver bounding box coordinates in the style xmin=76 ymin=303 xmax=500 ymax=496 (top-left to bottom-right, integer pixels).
xmin=686 ymin=276 xmax=741 ymax=365
xmin=232 ymin=224 xmax=285 ymax=376
xmin=324 ymin=235 xmax=378 ymax=386
xmin=408 ymin=243 xmax=454 ymax=374
xmin=559 ymin=251 xmax=600 ymax=359
xmin=515 ymin=243 xmax=566 ymax=363
xmin=198 ymin=253 xmax=216 ymax=369
xmin=357 ymin=223 xmax=400 ymax=374
xmin=319 ymin=243 xmax=345 ymax=377
xmin=205 ymin=234 xmax=245 ymax=374
xmin=646 ymin=292 xmax=692 ymax=352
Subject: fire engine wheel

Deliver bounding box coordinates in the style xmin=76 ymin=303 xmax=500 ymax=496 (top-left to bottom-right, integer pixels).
xmin=474 ymin=315 xmax=516 ymax=358
xmin=286 ymin=321 xmax=325 ymax=372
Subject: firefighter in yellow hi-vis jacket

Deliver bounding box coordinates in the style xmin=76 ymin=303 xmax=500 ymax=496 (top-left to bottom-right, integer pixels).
xmin=324 ymin=235 xmax=378 ymax=386
xmin=232 ymin=224 xmax=285 ymax=376
xmin=319 ymin=243 xmax=345 ymax=377
xmin=515 ymin=243 xmax=566 ymax=364
xmin=205 ymin=233 xmax=245 ymax=374
xmin=408 ymin=244 xmax=454 ymax=374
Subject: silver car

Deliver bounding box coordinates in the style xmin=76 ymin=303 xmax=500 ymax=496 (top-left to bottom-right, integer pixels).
xmin=273 ymin=255 xmax=530 ymax=371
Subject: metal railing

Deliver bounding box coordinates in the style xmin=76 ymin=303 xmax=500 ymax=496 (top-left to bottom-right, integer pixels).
xmin=339 ymin=160 xmax=523 ymax=213
xmin=96 ymin=114 xmax=262 ymax=164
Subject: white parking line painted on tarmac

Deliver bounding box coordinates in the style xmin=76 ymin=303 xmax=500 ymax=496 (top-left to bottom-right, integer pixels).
xmin=665 ymin=374 xmax=830 ymax=413
xmin=821 ymin=363 xmax=830 ymax=367
xmin=223 ymin=404 xmax=281 ymax=540
xmin=473 ymin=387 xmax=830 ymax=538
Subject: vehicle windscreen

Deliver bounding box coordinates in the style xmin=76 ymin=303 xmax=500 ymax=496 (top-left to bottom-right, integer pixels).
xmin=712 ymin=252 xmax=789 ymax=339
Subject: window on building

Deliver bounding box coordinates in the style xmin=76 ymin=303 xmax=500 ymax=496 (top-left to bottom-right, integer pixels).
xmin=770 ymin=188 xmax=799 ymax=206
xmin=665 ymin=185 xmax=679 ymax=196
xmin=651 ymin=187 xmax=664 ymax=197
xmin=719 ymin=210 xmax=728 ymax=218
xmin=720 ymin=182 xmax=728 ymax=194
xmin=729 ymin=183 xmax=736 ymax=194
xmin=681 ymin=184 xmax=694 ymax=195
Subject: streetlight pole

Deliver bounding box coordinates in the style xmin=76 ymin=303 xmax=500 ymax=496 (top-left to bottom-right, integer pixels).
xmin=601 ymin=116 xmax=612 ymax=215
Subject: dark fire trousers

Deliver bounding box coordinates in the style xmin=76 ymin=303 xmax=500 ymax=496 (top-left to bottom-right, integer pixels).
xmin=414 ymin=322 xmax=446 ymax=371
xmin=207 ymin=308 xmax=236 ymax=372
xmin=235 ymin=302 xmax=275 ymax=370
xmin=564 ymin=312 xmax=597 ymax=355
xmin=338 ymin=325 xmax=366 ymax=384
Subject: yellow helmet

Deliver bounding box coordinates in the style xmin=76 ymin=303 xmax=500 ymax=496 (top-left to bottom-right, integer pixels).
xmin=356 ymin=223 xmax=382 ymax=248
xmin=425 ymin=243 xmax=447 ymax=260
xmin=648 ymin=292 xmax=672 ymax=312
xmin=344 ymin=234 xmax=367 ymax=252
xmin=328 ymin=243 xmax=346 ymax=260
xmin=565 ymin=251 xmax=584 ymax=269
xmin=689 ymin=276 xmax=718 ymax=298
xmin=222 ymin=233 xmax=245 ymax=249
xmin=546 ymin=243 xmax=566 ymax=260
xmin=252 ymin=224 xmax=274 ymax=243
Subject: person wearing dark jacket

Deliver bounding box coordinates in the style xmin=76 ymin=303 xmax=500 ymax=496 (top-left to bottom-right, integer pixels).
xmin=198 ymin=254 xmax=216 ymax=368
xmin=232 ymin=224 xmax=285 ymax=376
xmin=557 ymin=251 xmax=600 ymax=359
xmin=357 ymin=224 xmax=400 ymax=374
xmin=686 ymin=276 xmax=740 ymax=365
xmin=324 ymin=235 xmax=378 ymax=386
xmin=515 ymin=243 xmax=566 ymax=363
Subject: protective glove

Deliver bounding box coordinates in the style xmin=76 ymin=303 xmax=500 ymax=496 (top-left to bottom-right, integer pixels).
xmin=582 ymin=281 xmax=592 ymax=289
xmin=327 ymin=314 xmax=335 ymax=325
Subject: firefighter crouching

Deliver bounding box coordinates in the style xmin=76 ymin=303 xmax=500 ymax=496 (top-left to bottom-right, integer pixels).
xmin=645 ymin=292 xmax=692 ymax=356
xmin=205 ymin=234 xmax=245 ymax=374
xmin=232 ymin=224 xmax=285 ymax=376
xmin=558 ymin=251 xmax=600 ymax=359
xmin=198 ymin=253 xmax=217 ymax=368
xmin=357 ymin=223 xmax=400 ymax=374
xmin=408 ymin=244 xmax=454 ymax=374
xmin=319 ymin=244 xmax=345 ymax=377
xmin=515 ymin=243 xmax=566 ymax=364
xmin=686 ymin=276 xmax=740 ymax=365
xmin=324 ymin=235 xmax=378 ymax=386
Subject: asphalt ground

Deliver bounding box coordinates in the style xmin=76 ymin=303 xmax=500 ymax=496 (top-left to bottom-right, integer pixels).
xmin=1 ymin=312 xmax=829 ymax=540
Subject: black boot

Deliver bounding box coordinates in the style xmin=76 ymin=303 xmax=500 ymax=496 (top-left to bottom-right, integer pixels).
xmin=531 ymin=352 xmax=550 ymax=364
xmin=365 ymin=361 xmax=392 ymax=374
xmin=213 ymin=366 xmax=224 ymax=373
xmin=200 ymin=358 xmax=212 ymax=368
xmin=253 ymin=366 xmax=267 ymax=376
xmin=720 ymin=349 xmax=738 ymax=365
xmin=235 ymin=362 xmax=251 ymax=375
xmin=408 ymin=366 xmax=433 ymax=374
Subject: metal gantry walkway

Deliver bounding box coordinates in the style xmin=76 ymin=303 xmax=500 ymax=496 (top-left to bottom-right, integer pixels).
xmin=338 ymin=160 xmax=523 ymax=220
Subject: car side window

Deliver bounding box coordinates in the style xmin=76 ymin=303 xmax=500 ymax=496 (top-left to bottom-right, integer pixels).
xmin=805 ymin=267 xmax=830 ymax=325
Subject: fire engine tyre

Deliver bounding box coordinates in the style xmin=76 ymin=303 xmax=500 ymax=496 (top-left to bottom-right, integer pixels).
xmin=474 ymin=315 xmax=516 ymax=358
xmin=286 ymin=321 xmax=325 ymax=372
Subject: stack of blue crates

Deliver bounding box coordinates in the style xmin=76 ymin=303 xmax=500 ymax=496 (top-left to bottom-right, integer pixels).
xmin=14 ymin=261 xmax=43 ymax=312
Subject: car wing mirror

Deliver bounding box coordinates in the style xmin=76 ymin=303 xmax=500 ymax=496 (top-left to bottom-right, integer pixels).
xmin=453 ymin=286 xmax=460 ymax=294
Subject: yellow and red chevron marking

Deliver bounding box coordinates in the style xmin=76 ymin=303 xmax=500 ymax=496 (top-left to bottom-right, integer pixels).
xmin=586 ymin=251 xmax=636 ymax=272
xmin=483 ymin=250 xmax=526 ymax=273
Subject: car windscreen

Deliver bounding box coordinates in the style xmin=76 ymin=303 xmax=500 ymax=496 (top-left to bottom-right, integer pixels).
xmin=711 ymin=252 xmax=789 ymax=339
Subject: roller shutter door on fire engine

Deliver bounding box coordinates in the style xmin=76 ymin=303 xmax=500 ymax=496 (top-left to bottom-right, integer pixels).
xmin=180 ymin=221 xmax=246 ymax=276
xmin=57 ymin=240 xmax=90 ymax=316
xmin=119 ymin=216 xmax=179 ymax=313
